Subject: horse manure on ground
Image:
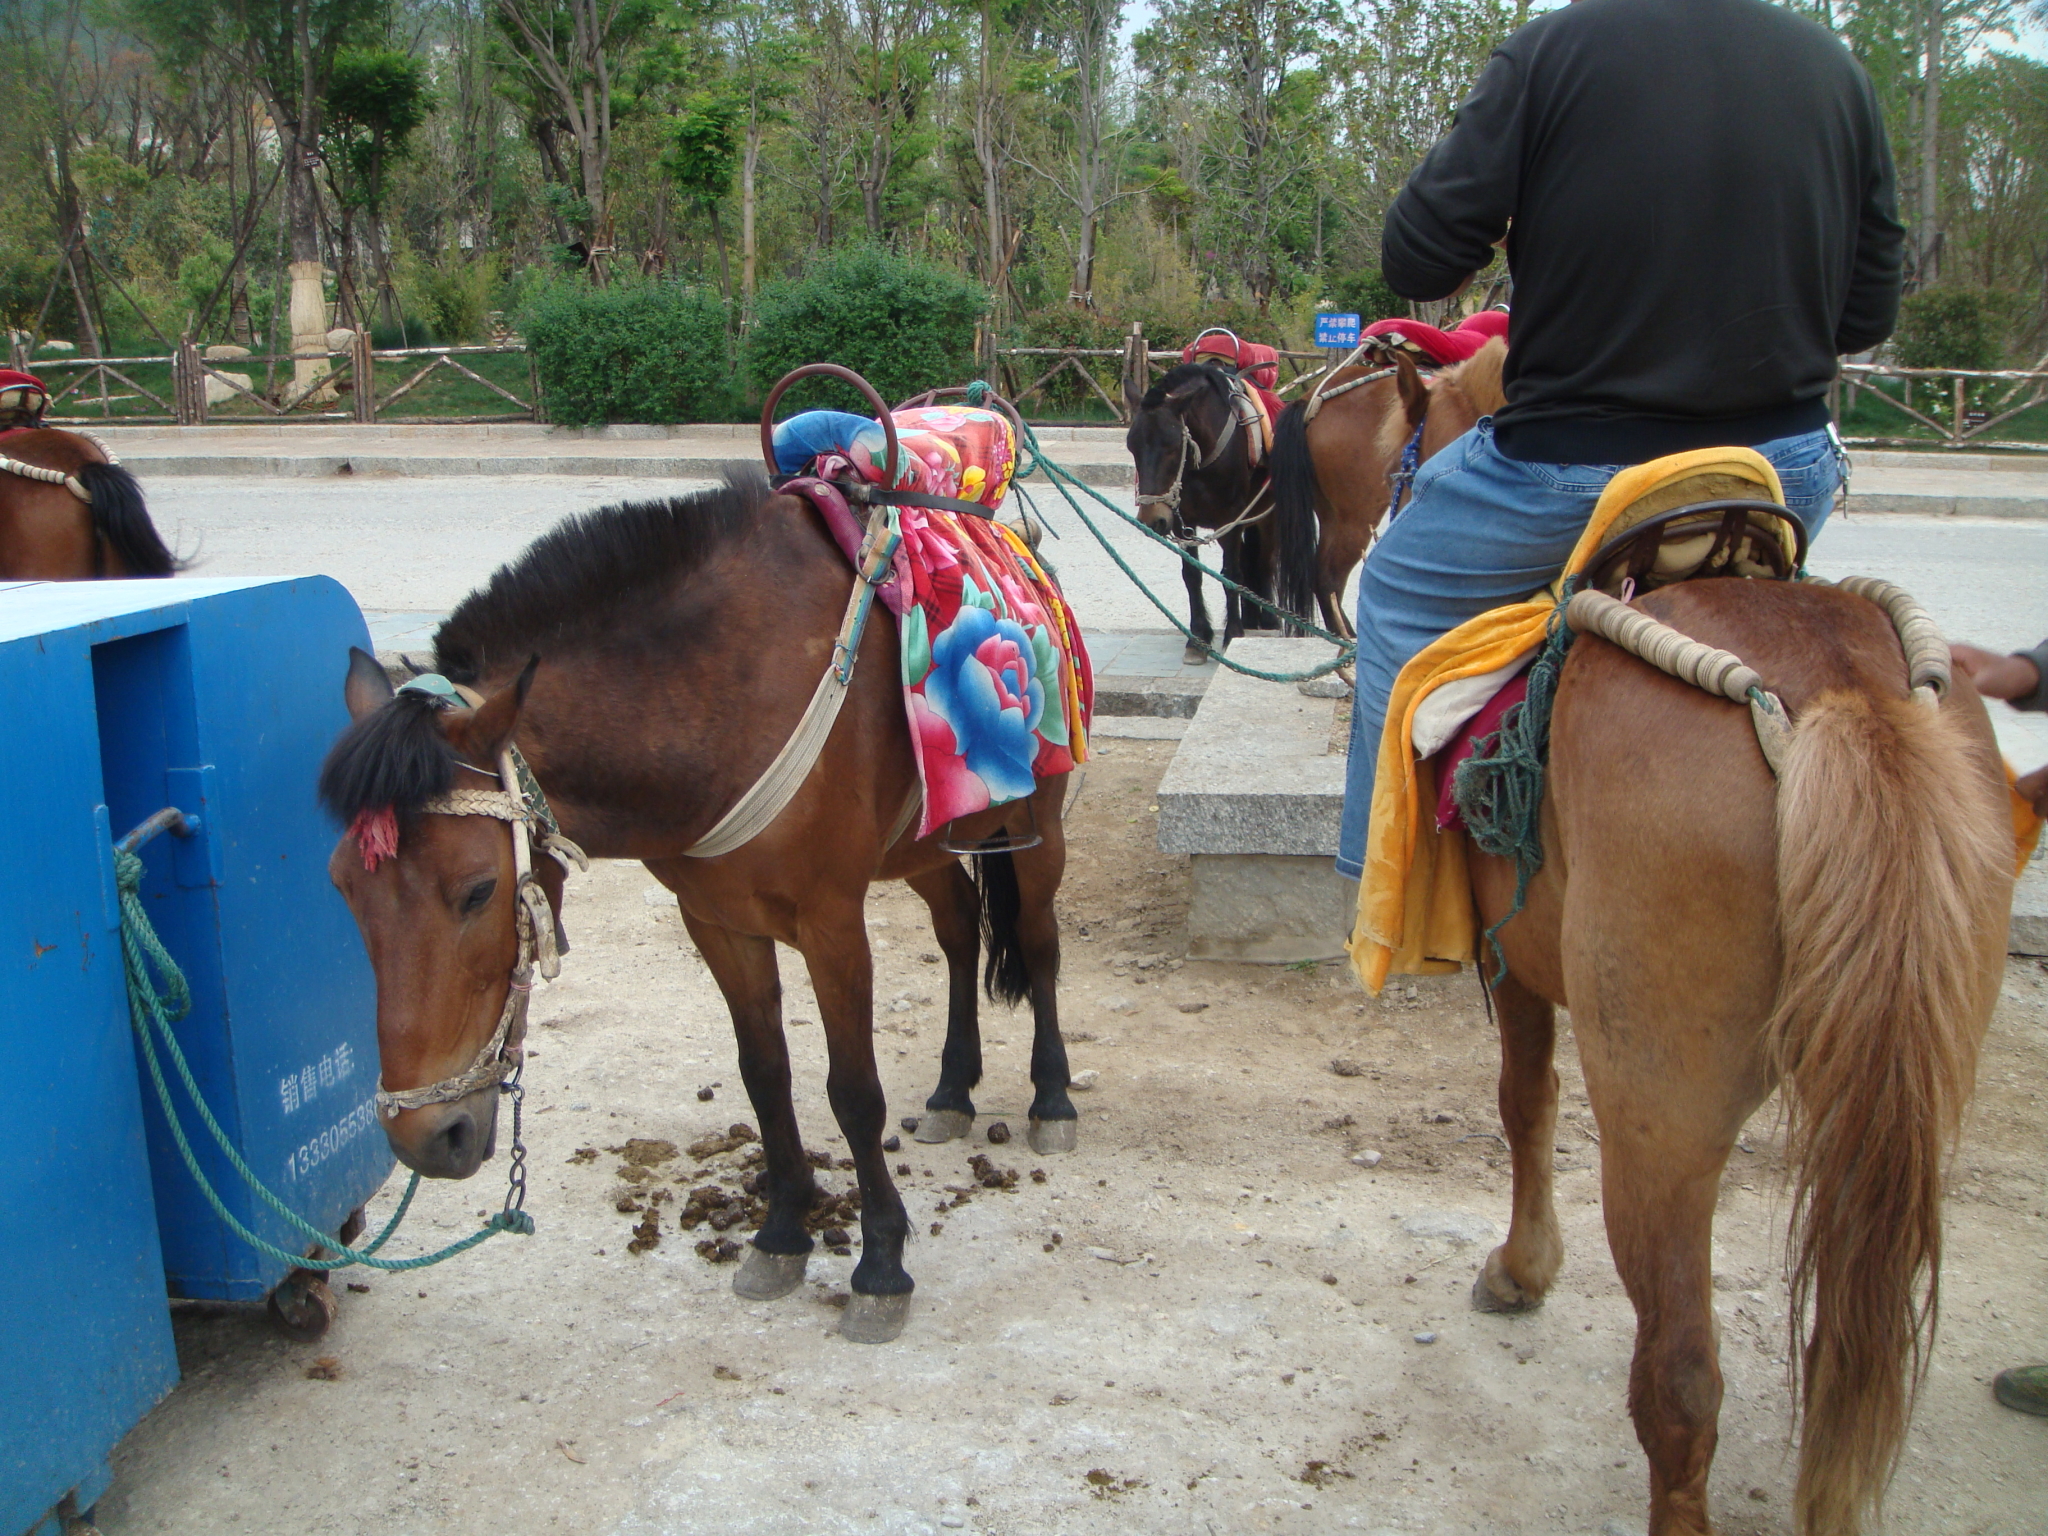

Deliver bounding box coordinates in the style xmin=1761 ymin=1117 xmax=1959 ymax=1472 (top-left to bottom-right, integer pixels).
xmin=967 ymin=1154 xmax=1020 ymax=1190
xmin=687 ymin=1124 xmax=760 ymax=1161
xmin=567 ymin=1147 xmax=599 ymax=1165
xmin=304 ymin=1357 xmax=342 ymax=1381
xmin=628 ymin=1208 xmax=661 ymax=1254
xmin=881 ymin=1134 xmax=901 ymax=1152
xmin=694 ymin=1237 xmax=743 ymax=1263
xmin=986 ymin=1121 xmax=1011 ymax=1144
xmin=610 ymin=1137 xmax=680 ymax=1168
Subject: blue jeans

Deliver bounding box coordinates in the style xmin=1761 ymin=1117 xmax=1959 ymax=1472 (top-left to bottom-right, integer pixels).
xmin=1334 ymin=419 xmax=1844 ymax=879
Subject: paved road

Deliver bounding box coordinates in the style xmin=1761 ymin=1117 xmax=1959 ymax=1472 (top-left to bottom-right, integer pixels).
xmin=143 ymin=473 xmax=2048 ymax=767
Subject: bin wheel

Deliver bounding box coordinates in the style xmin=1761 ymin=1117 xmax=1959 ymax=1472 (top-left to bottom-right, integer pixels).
xmin=267 ymin=1269 xmax=337 ymax=1342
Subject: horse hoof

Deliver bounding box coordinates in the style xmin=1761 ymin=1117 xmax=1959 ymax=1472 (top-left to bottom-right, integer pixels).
xmin=839 ymin=1291 xmax=912 ymax=1344
xmin=732 ymin=1246 xmax=808 ymax=1301
xmin=1183 ymin=643 xmax=1211 ymax=666
xmin=914 ymin=1108 xmax=973 ymax=1144
xmin=1026 ymin=1117 xmax=1078 ymax=1154
xmin=1470 ymin=1257 xmax=1544 ymax=1315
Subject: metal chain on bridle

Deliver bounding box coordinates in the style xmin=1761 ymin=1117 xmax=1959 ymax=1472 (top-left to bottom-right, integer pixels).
xmin=372 ymin=676 xmax=590 ymax=1231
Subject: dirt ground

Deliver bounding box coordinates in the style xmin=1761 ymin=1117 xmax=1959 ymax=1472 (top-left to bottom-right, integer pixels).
xmin=97 ymin=739 xmax=2048 ymax=1536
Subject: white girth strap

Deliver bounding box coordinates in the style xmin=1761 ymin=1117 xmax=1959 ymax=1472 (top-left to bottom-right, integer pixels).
xmin=684 ymin=503 xmax=901 ymax=859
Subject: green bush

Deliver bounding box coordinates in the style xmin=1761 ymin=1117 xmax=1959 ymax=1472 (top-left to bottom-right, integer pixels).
xmin=1895 ymin=287 xmax=2007 ymax=371
xmin=521 ymin=279 xmax=736 ymax=426
xmin=1323 ymin=269 xmax=1406 ymax=324
xmin=1005 ymin=307 xmax=1127 ymax=412
xmin=416 ymin=254 xmax=499 ymax=345
xmin=742 ymin=245 xmax=987 ymax=414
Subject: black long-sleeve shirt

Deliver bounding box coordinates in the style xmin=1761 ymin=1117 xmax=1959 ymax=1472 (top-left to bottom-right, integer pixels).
xmin=1383 ymin=0 xmax=1903 ymax=465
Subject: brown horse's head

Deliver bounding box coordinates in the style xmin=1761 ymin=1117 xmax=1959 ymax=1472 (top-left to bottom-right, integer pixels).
xmin=320 ymin=648 xmax=549 ymax=1179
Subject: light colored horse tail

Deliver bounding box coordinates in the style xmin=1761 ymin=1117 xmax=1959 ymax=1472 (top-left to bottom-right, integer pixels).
xmin=1767 ymin=686 xmax=2008 ymax=1533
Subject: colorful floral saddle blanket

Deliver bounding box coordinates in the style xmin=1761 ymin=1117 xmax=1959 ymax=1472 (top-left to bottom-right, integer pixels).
xmin=771 ymin=405 xmax=1017 ymax=511
xmin=778 ymin=437 xmax=1092 ymax=841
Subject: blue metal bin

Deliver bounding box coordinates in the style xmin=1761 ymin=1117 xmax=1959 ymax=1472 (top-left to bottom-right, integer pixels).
xmin=1 ymin=575 xmax=392 ymax=1533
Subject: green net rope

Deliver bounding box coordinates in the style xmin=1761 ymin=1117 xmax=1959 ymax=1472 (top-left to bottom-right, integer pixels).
xmin=115 ymin=846 xmax=532 ymax=1273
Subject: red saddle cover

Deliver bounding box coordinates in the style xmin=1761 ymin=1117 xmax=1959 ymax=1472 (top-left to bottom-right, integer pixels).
xmin=1363 ymin=312 xmax=1508 ymax=367
xmin=1183 ymin=331 xmax=1280 ymax=391
xmin=1435 ymin=672 xmax=1531 ymax=832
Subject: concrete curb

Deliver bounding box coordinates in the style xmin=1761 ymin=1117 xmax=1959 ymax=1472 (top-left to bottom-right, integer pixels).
xmin=119 ymin=451 xmax=1140 ymax=487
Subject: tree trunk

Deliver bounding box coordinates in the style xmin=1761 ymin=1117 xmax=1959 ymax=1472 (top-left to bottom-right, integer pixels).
xmin=285 ymin=139 xmax=333 ymax=401
xmin=742 ymin=120 xmax=760 ymax=298
xmin=708 ymin=205 xmax=732 ymax=301
xmin=1072 ymin=212 xmax=1097 ymax=308
xmin=1919 ymin=0 xmax=1942 ymax=283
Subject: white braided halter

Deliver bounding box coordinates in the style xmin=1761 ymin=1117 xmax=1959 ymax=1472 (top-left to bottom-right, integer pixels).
xmin=373 ymin=726 xmax=588 ymax=1119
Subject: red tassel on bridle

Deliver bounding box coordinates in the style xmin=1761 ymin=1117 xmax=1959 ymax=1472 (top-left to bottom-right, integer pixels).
xmin=351 ymin=806 xmax=399 ymax=870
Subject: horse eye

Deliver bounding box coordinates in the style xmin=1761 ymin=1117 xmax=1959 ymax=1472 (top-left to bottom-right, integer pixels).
xmin=461 ymin=879 xmax=497 ymax=914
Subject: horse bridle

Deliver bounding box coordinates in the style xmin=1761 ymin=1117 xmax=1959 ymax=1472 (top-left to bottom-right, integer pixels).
xmin=1134 ymin=375 xmax=1271 ymax=544
xmin=372 ymin=680 xmax=588 ymax=1123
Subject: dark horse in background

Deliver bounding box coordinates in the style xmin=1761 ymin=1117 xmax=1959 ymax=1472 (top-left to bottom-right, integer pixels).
xmin=1124 ymin=362 xmax=1283 ymax=662
xmin=0 ymin=428 xmax=178 ymax=579
xmin=320 ymin=466 xmax=1080 ymax=1345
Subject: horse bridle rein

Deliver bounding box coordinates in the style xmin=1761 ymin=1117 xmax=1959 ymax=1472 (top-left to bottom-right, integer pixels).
xmin=1135 ymin=373 xmax=1271 ymax=542
xmin=372 ymin=678 xmax=589 ymax=1125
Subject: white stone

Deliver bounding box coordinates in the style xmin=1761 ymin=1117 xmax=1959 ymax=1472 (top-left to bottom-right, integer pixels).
xmin=1071 ymin=1069 xmax=1099 ymax=1091
xmin=203 ymin=343 xmax=253 ymax=360
xmin=1351 ymin=1150 xmax=1383 ymax=1168
xmin=203 ymin=369 xmax=254 ymax=406
xmin=326 ymin=326 xmax=358 ymax=351
xmin=1413 ymin=1331 xmax=1438 ymax=1345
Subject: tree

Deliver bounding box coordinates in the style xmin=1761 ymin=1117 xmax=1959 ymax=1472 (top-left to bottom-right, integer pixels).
xmin=1010 ymin=0 xmax=1139 ymax=308
xmin=493 ymin=0 xmax=655 ymax=279
xmin=664 ymin=93 xmax=740 ymax=297
xmin=322 ymin=44 xmax=435 ymax=326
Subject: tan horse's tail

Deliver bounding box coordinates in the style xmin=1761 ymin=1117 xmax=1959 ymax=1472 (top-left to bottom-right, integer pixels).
xmin=1767 ymin=687 xmax=2008 ymax=1533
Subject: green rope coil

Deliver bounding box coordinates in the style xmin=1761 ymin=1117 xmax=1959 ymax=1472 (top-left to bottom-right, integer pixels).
xmin=115 ymin=846 xmax=533 ymax=1273
xmin=1450 ymin=585 xmax=1582 ymax=982
xmin=966 ymin=379 xmax=1357 ymax=684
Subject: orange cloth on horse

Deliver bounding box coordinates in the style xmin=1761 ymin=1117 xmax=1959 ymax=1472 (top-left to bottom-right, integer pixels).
xmin=1347 ymin=448 xmax=1789 ymax=995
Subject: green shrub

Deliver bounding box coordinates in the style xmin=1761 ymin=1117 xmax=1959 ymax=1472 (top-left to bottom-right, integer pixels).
xmin=415 ymin=254 xmax=499 ymax=345
xmin=1895 ymin=286 xmax=2006 ymax=371
xmin=521 ymin=279 xmax=736 ymax=426
xmin=742 ymin=245 xmax=986 ymax=414
xmin=1005 ymin=307 xmax=1127 ymax=412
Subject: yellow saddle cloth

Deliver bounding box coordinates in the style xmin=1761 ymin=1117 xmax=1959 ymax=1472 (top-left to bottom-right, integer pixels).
xmin=1346 ymin=447 xmax=2044 ymax=996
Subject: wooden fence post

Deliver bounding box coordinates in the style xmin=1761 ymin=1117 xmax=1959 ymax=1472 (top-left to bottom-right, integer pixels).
xmin=174 ymin=339 xmax=206 ymax=425
xmin=1123 ymin=322 xmax=1146 ymax=404
xmin=352 ymin=331 xmax=376 ymax=424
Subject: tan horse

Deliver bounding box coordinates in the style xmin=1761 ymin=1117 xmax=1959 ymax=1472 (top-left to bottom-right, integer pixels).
xmin=0 ymin=428 xmax=177 ymax=578
xmin=1372 ymin=438 xmax=2008 ymax=1525
xmin=1271 ymin=340 xmax=1506 ymax=635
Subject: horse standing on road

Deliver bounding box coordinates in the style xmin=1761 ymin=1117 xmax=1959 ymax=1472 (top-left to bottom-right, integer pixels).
xmin=0 ymin=427 xmax=177 ymax=580
xmin=1124 ymin=362 xmax=1282 ymax=662
xmin=319 ymin=467 xmax=1080 ymax=1345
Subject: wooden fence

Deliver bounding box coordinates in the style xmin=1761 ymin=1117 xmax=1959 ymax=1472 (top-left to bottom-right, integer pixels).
xmin=1829 ymin=361 xmax=2048 ymax=453
xmin=987 ymin=322 xmax=1349 ymax=424
xmin=12 ymin=338 xmax=542 ymax=427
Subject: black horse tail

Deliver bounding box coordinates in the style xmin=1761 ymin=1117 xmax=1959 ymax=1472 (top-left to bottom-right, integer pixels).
xmin=974 ymin=850 xmax=1031 ymax=1005
xmin=1271 ymin=398 xmax=1321 ymax=627
xmin=79 ymin=461 xmax=179 ymax=576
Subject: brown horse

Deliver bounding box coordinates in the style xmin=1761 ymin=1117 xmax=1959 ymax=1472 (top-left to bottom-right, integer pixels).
xmin=1271 ymin=340 xmax=1505 ymax=635
xmin=1428 ymin=552 xmax=2010 ymax=1522
xmin=319 ymin=468 xmax=1079 ymax=1343
xmin=0 ymin=428 xmax=178 ymax=579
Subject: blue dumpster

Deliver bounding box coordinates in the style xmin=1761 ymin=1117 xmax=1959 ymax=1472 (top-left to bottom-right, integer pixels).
xmin=1 ymin=576 xmax=392 ymax=1533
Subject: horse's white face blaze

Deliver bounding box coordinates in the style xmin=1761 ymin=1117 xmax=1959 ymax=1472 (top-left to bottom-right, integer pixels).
xmin=329 ymin=800 xmax=521 ymax=1180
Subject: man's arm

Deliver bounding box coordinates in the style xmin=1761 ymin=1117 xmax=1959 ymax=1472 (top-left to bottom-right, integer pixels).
xmin=1381 ymin=50 xmax=1524 ymax=303
xmin=1834 ymin=70 xmax=1904 ymax=356
xmin=1953 ymin=640 xmax=2048 ymax=711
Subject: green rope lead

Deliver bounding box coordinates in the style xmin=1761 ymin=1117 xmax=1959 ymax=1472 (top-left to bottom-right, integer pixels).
xmin=1451 ymin=585 xmax=1582 ymax=983
xmin=965 ymin=380 xmax=1358 ymax=684
xmin=115 ymin=847 xmax=532 ymax=1273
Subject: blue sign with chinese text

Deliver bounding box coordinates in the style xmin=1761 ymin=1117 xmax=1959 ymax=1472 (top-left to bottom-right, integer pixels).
xmin=1315 ymin=312 xmax=1361 ymax=348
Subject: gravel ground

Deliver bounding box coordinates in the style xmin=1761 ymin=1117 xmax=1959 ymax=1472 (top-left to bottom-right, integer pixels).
xmin=95 ymin=740 xmax=2048 ymax=1536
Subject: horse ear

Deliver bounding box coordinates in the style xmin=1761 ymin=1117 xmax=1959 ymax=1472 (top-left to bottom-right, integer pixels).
xmin=1395 ymin=353 xmax=1429 ymax=431
xmin=452 ymin=655 xmax=540 ymax=763
xmin=344 ymin=646 xmax=395 ymax=721
xmin=1164 ymin=382 xmax=1202 ymax=407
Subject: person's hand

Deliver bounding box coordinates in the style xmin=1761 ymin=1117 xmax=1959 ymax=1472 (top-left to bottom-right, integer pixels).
xmin=1951 ymin=642 xmax=2041 ymax=702
xmin=2018 ymin=764 xmax=2048 ymax=821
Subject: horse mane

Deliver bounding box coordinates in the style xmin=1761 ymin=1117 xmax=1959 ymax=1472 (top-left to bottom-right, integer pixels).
xmin=1376 ymin=375 xmax=1420 ymax=462
xmin=1438 ymin=337 xmax=1508 ymax=417
xmin=317 ymin=690 xmax=456 ymax=825
xmin=434 ymin=464 xmax=772 ymax=686
xmin=1140 ymin=361 xmax=1236 ymax=412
